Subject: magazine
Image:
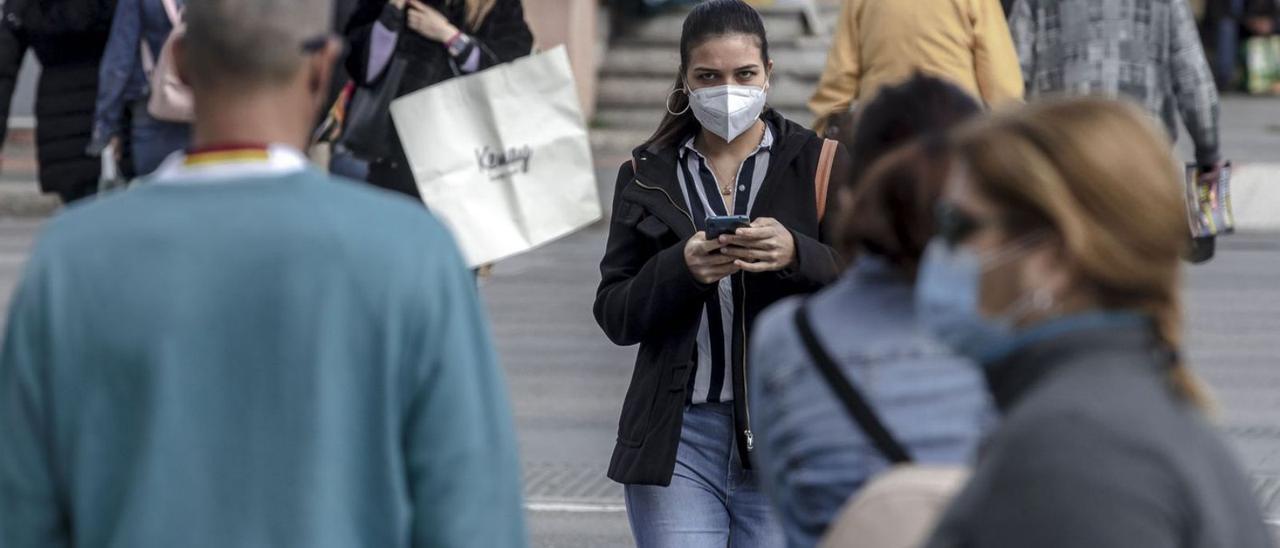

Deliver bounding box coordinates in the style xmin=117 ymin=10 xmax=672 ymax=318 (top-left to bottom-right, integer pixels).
xmin=1184 ymin=162 xmax=1235 ymax=238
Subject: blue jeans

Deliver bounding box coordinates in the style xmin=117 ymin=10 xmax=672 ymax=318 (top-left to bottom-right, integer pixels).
xmin=329 ymin=149 xmax=370 ymax=181
xmin=624 ymin=403 xmax=785 ymax=548
xmin=130 ymin=99 xmax=191 ymax=176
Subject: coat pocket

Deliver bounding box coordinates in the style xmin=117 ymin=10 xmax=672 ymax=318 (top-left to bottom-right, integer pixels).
xmin=616 ymin=344 xmax=691 ymax=447
xmin=636 ymin=215 xmax=672 ymax=240
xmin=616 ymin=369 xmax=661 ymax=448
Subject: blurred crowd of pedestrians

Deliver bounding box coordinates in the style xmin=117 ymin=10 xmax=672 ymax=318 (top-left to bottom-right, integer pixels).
xmin=0 ymin=0 xmax=1276 ymax=547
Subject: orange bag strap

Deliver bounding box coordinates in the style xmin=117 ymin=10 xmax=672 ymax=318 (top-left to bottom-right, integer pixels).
xmin=815 ymin=138 xmax=838 ymax=222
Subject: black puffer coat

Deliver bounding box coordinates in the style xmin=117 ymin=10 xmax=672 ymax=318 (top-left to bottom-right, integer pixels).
xmin=0 ymin=0 xmax=114 ymax=203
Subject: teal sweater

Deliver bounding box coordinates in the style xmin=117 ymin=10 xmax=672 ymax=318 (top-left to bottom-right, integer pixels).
xmin=0 ymin=170 xmax=526 ymax=547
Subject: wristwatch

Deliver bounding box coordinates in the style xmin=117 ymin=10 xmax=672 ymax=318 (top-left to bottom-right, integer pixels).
xmin=446 ymin=32 xmax=472 ymax=57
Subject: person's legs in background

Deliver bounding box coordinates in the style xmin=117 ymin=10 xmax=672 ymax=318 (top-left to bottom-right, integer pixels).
xmin=330 ymin=148 xmax=370 ymax=181
xmin=367 ymin=140 xmax=424 ymax=201
xmin=55 ymin=184 xmax=97 ymax=204
xmin=1215 ymin=0 xmax=1244 ymax=90
xmin=129 ymin=99 xmax=191 ymax=176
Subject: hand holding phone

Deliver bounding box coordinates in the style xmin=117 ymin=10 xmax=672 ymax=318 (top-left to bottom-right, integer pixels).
xmin=685 ymin=231 xmax=739 ymax=284
xmin=719 ymin=217 xmax=797 ymax=273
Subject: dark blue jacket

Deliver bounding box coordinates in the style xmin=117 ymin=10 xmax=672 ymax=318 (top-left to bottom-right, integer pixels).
xmin=89 ymin=0 xmax=181 ymax=153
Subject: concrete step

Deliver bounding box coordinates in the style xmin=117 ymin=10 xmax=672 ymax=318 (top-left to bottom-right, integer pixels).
xmin=615 ymin=7 xmax=811 ymax=46
xmin=590 ymin=127 xmax=646 ymax=166
xmin=0 ymin=184 xmax=60 ymax=217
xmin=601 ymin=43 xmax=829 ymax=81
xmin=596 ymin=74 xmax=815 ymax=111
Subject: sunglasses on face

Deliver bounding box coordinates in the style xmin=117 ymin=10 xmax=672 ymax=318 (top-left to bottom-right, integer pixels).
xmin=935 ymin=202 xmax=996 ymax=248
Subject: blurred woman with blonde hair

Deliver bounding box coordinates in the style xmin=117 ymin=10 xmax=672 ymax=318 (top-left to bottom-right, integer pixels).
xmin=920 ymin=98 xmax=1273 ymax=548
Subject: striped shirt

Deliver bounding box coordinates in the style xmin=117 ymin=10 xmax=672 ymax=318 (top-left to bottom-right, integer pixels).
xmin=677 ymin=124 xmax=775 ymax=404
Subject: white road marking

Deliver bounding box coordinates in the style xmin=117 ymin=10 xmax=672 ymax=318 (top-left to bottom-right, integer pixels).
xmin=525 ymin=501 xmax=627 ymax=513
xmin=1233 ymin=164 xmax=1280 ymax=231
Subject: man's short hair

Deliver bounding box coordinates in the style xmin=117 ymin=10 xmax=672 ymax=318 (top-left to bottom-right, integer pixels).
xmin=184 ymin=0 xmax=332 ymax=86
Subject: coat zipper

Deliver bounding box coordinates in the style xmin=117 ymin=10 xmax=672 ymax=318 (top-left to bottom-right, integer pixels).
xmin=634 ymin=178 xmax=695 ymax=228
xmin=636 ymin=168 xmax=752 ymax=455
xmin=741 ymin=275 xmax=753 ymax=452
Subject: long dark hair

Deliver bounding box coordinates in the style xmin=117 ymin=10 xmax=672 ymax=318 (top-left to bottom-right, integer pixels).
xmin=643 ymin=0 xmax=770 ymax=150
xmin=844 ymin=73 xmax=981 ymax=185
xmin=833 ymin=74 xmax=980 ymax=272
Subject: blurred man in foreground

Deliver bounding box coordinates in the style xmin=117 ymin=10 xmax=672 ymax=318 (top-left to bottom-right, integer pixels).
xmin=0 ymin=0 xmax=526 ymax=546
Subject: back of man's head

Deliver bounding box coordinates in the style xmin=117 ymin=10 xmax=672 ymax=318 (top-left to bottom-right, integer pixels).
xmin=183 ymin=0 xmax=332 ymax=89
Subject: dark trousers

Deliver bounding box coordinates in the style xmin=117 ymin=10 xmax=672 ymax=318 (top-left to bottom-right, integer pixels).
xmin=368 ymin=142 xmax=423 ymax=202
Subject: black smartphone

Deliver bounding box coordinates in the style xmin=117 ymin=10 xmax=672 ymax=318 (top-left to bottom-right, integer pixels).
xmin=705 ymin=215 xmax=751 ymax=239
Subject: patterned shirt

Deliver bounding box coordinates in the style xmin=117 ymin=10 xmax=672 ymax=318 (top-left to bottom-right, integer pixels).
xmin=1010 ymin=0 xmax=1221 ymax=164
xmin=676 ymin=124 xmax=775 ymax=404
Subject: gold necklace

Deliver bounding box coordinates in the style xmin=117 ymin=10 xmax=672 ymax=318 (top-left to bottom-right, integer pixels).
xmin=708 ymin=125 xmax=763 ymax=198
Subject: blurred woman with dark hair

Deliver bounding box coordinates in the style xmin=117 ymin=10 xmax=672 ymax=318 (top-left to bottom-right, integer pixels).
xmin=748 ymin=74 xmax=989 ymax=548
xmin=841 ymin=73 xmax=984 ymax=189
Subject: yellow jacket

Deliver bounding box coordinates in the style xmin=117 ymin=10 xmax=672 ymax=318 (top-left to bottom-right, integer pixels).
xmin=809 ymin=0 xmax=1024 ymax=129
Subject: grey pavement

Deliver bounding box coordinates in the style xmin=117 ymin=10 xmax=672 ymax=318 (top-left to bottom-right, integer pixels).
xmin=1174 ymin=94 xmax=1280 ymax=164
xmin=0 ymin=218 xmax=1278 ymax=546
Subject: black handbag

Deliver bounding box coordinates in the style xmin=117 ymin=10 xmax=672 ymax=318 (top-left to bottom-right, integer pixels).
xmin=336 ymin=55 xmax=409 ymax=161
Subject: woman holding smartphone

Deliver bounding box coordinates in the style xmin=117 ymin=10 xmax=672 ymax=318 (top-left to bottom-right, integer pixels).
xmin=593 ymin=1 xmax=850 ymax=545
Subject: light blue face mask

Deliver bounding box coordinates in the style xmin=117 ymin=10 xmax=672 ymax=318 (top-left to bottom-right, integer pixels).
xmin=915 ymin=237 xmax=1049 ymax=365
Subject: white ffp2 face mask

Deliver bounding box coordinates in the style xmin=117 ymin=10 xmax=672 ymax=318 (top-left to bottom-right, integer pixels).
xmin=687 ymin=84 xmax=768 ymax=142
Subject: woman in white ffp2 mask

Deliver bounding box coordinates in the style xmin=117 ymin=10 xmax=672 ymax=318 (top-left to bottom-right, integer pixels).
xmin=592 ymin=1 xmax=852 ymax=546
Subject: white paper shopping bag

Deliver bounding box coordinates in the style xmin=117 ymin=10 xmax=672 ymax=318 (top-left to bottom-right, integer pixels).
xmin=390 ymin=46 xmax=602 ymax=267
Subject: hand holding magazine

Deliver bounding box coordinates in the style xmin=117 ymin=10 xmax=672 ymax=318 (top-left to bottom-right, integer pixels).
xmin=1184 ymin=162 xmax=1235 ymax=238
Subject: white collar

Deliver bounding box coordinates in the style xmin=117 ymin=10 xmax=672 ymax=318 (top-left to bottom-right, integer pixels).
xmin=151 ymin=144 xmax=310 ymax=185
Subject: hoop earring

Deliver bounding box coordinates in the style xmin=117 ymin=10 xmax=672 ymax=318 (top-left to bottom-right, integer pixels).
xmin=666 ymin=88 xmax=690 ymax=116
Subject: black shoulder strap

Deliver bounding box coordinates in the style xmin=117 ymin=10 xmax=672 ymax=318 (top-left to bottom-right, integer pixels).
xmin=793 ymin=302 xmax=913 ymax=464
